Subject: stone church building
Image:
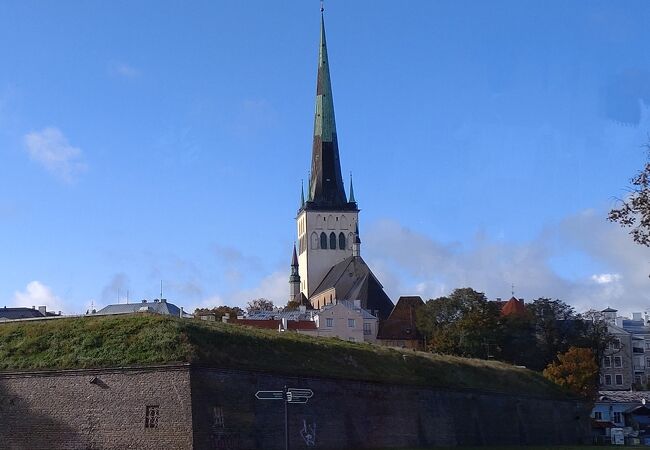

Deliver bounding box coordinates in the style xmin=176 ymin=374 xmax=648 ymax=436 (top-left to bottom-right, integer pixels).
xmin=288 ymin=14 xmax=394 ymax=320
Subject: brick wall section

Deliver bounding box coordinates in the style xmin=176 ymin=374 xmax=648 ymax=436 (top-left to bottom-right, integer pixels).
xmin=0 ymin=365 xmax=193 ymax=450
xmin=191 ymin=368 xmax=591 ymax=450
xmin=0 ymin=364 xmax=590 ymax=450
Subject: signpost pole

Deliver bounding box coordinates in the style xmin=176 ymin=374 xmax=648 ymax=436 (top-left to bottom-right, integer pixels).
xmin=284 ymin=385 xmax=289 ymax=450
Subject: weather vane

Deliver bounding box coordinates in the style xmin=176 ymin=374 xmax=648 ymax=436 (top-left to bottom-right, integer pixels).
xmin=321 ymin=0 xmax=324 ymax=13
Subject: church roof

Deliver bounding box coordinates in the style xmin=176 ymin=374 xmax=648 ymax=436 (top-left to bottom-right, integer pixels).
xmin=501 ymin=296 xmax=527 ymax=317
xmin=377 ymin=296 xmax=425 ymax=341
xmin=303 ymin=13 xmax=357 ymax=212
xmin=310 ymin=256 xmax=394 ymax=319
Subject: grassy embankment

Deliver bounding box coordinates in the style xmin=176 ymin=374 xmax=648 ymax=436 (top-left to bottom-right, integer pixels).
xmin=0 ymin=314 xmax=570 ymax=398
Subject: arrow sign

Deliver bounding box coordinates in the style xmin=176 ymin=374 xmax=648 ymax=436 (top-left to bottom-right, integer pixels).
xmin=255 ymin=390 xmax=284 ymax=400
xmin=287 ymin=388 xmax=313 ymax=399
xmin=287 ymin=397 xmax=309 ymax=404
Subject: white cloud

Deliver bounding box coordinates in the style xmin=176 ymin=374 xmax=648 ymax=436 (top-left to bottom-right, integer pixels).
xmin=363 ymin=209 xmax=650 ymax=315
xmin=109 ymin=61 xmax=140 ymax=78
xmin=12 ymin=281 xmax=66 ymax=314
xmin=591 ymin=273 xmax=621 ymax=284
xmin=23 ymin=127 xmax=87 ymax=182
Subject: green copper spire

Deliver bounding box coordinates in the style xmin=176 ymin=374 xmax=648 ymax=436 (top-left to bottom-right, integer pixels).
xmin=306 ymin=11 xmax=351 ymax=210
xmin=349 ymin=172 xmax=356 ymax=203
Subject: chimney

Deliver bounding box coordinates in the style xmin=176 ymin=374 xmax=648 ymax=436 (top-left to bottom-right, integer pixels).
xmin=299 ymin=305 xmax=306 ymax=313
xmin=353 ymin=300 xmax=361 ymax=309
xmin=496 ymin=297 xmax=502 ymax=302
xmin=633 ymin=312 xmax=642 ymax=321
xmin=141 ymin=300 xmax=147 ymax=304
xmin=281 ymin=317 xmax=288 ymax=331
xmin=153 ymin=299 xmax=159 ymax=303
xmin=161 ymin=298 xmax=167 ymax=304
xmin=38 ymin=306 xmax=47 ymax=316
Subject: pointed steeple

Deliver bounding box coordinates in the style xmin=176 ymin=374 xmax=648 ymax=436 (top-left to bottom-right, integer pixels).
xmin=349 ymin=172 xmax=356 ymax=204
xmin=290 ymin=243 xmax=300 ymax=281
xmin=300 ymin=180 xmax=305 ymax=208
xmin=305 ymin=11 xmax=355 ymax=212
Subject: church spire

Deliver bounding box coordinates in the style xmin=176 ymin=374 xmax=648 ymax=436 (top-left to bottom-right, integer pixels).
xmin=306 ymin=10 xmax=354 ymax=211
xmin=349 ymin=172 xmax=356 ymax=204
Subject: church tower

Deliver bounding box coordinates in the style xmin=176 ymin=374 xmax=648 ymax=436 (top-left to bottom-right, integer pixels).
xmin=296 ymin=11 xmax=359 ymax=299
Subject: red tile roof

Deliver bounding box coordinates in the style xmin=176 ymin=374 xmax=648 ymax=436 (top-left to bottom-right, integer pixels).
xmin=501 ymin=297 xmax=527 ymax=317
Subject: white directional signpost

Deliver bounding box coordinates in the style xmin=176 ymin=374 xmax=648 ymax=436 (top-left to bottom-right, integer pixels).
xmin=255 ymin=386 xmax=314 ymax=450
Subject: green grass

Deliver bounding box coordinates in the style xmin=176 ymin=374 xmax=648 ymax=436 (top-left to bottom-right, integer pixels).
xmin=0 ymin=314 xmax=571 ymax=398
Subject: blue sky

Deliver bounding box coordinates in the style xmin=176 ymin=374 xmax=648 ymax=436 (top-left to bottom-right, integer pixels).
xmin=2 ymin=1 xmax=650 ymax=315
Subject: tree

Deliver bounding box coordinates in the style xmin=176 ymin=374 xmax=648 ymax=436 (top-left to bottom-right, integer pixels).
xmin=543 ymin=347 xmax=599 ymax=398
xmin=579 ymin=309 xmax=615 ymax=369
xmin=194 ymin=305 xmax=244 ymax=320
xmin=283 ymin=300 xmax=302 ymax=311
xmin=246 ymin=298 xmax=274 ymax=313
xmin=417 ymin=288 xmax=503 ymax=359
xmin=527 ymin=298 xmax=583 ymax=370
xmin=608 ymin=144 xmax=650 ymax=248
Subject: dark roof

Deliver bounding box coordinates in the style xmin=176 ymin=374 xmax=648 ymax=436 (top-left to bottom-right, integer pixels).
xmin=501 ymin=297 xmax=527 ymax=317
xmin=602 ymin=307 xmax=618 ymax=313
xmin=302 ymin=14 xmax=356 ymax=212
xmin=0 ymin=307 xmax=46 ymax=320
xmin=377 ymin=296 xmax=424 ymax=341
xmin=94 ymin=299 xmax=185 ymax=317
xmin=310 ymin=256 xmax=394 ymax=319
xmin=598 ymin=391 xmax=650 ymax=403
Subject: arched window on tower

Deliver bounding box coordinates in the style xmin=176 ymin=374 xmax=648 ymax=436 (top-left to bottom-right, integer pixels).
xmin=320 ymin=232 xmax=327 ymax=249
xmin=338 ymin=232 xmax=346 ymax=250
xmin=327 ymin=215 xmax=335 ymax=230
xmin=340 ymin=215 xmax=348 ymax=230
xmin=329 ymin=232 xmax=336 ymax=249
xmin=311 ymin=232 xmax=319 ymax=250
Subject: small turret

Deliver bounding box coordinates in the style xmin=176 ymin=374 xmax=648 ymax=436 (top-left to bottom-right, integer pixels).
xmin=352 ymin=222 xmax=361 ymax=257
xmin=289 ymin=244 xmax=301 ymax=303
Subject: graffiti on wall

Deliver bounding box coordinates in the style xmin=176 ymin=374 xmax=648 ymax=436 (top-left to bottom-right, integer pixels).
xmin=300 ymin=419 xmax=316 ymax=447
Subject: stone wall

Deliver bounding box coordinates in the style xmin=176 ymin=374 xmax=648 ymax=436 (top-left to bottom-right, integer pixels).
xmin=191 ymin=367 xmax=591 ymax=450
xmin=0 ymin=364 xmax=590 ymax=449
xmin=0 ymin=365 xmax=193 ymax=450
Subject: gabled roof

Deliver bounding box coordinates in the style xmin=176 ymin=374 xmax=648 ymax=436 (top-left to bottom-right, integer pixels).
xmin=94 ymin=300 xmax=185 ymax=317
xmin=0 ymin=307 xmax=45 ymax=320
xmin=318 ymin=300 xmax=377 ymax=320
xmin=598 ymin=390 xmax=650 ymax=403
xmin=377 ymin=296 xmax=424 ymax=341
xmin=602 ymin=307 xmax=618 ymax=313
xmin=309 ymin=256 xmax=394 ymax=319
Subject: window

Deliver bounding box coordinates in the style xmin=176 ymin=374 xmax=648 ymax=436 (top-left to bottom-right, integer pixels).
xmin=594 ymin=411 xmax=602 ymax=420
xmin=329 ymin=232 xmax=336 ymax=249
xmin=338 ymin=232 xmax=346 ymax=250
xmin=605 ymin=375 xmax=612 ymax=385
xmin=646 ymin=341 xmax=650 ymax=350
xmin=348 ymin=318 xmax=356 ymax=328
xmin=614 ymin=356 xmax=622 ymax=368
xmin=213 ymin=406 xmax=224 ymax=428
xmin=613 ymin=338 xmax=621 ymax=350
xmin=363 ymin=323 xmax=372 ymax=335
xmin=145 ymin=405 xmax=160 ymax=429
xmin=646 ymin=357 xmax=650 ymax=367
xmin=636 ymin=376 xmax=642 ymax=385
xmin=603 ymin=357 xmax=611 ymax=368
xmin=613 ymin=411 xmax=622 ymax=423
xmin=326 ymin=318 xmax=333 ymax=327
xmin=320 ymin=232 xmax=327 ymax=249
xmin=615 ymin=374 xmax=623 ymax=385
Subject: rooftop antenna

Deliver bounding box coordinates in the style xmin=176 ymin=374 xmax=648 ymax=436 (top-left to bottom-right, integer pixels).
xmin=160 ymin=280 xmax=163 ymax=299
xmin=511 ymin=283 xmax=515 ymax=297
